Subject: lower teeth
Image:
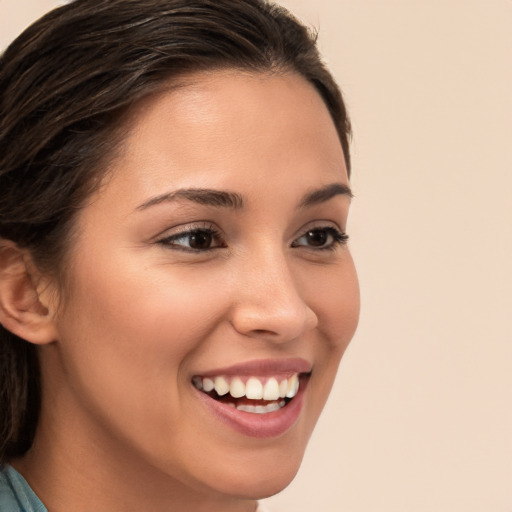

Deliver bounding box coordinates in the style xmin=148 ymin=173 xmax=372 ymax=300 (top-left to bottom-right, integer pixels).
xmin=235 ymin=400 xmax=286 ymax=414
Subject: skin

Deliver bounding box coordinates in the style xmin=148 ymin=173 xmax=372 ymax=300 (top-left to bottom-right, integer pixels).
xmin=14 ymin=70 xmax=360 ymax=512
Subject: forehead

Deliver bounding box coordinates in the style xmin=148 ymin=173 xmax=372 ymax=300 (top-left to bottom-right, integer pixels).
xmin=93 ymin=70 xmax=348 ymax=213
xmin=118 ymin=70 xmax=345 ymax=179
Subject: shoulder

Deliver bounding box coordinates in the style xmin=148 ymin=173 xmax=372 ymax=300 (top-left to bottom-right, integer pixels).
xmin=0 ymin=465 xmax=47 ymax=512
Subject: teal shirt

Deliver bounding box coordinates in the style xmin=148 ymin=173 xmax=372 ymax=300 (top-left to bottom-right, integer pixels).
xmin=0 ymin=465 xmax=47 ymax=512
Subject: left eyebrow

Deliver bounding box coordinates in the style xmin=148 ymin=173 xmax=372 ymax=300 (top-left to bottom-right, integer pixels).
xmin=299 ymin=183 xmax=353 ymax=208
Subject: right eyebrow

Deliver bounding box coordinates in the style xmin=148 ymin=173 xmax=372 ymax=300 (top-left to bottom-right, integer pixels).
xmin=136 ymin=188 xmax=245 ymax=211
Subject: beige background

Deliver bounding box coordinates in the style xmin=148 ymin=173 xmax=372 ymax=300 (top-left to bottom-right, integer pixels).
xmin=1 ymin=1 xmax=511 ymax=511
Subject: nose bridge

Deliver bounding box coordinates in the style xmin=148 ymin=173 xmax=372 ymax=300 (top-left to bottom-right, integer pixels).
xmin=230 ymin=243 xmax=317 ymax=341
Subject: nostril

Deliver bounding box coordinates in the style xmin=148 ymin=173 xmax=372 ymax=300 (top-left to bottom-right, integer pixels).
xmin=252 ymin=329 xmax=274 ymax=335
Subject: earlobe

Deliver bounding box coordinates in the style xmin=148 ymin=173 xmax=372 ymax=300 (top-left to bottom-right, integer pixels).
xmin=0 ymin=241 xmax=58 ymax=345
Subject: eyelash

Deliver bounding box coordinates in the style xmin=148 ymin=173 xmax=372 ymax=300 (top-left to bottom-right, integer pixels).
xmin=291 ymin=227 xmax=349 ymax=251
xmin=157 ymin=224 xmax=349 ymax=253
xmin=157 ymin=224 xmax=225 ymax=252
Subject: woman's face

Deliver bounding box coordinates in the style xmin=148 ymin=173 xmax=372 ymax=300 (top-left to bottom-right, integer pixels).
xmin=43 ymin=70 xmax=359 ymax=501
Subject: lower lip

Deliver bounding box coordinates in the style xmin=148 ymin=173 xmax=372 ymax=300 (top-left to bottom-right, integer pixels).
xmin=194 ymin=376 xmax=308 ymax=438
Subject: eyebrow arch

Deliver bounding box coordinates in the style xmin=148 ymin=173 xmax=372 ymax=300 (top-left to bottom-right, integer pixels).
xmin=136 ymin=188 xmax=244 ymax=211
xmin=299 ymin=183 xmax=353 ymax=208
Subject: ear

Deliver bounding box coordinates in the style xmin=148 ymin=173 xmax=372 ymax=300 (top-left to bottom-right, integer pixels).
xmin=0 ymin=241 xmax=59 ymax=345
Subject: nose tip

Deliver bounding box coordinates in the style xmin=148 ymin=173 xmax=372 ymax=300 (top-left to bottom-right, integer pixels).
xmin=230 ymin=272 xmax=318 ymax=342
xmin=231 ymin=302 xmax=318 ymax=342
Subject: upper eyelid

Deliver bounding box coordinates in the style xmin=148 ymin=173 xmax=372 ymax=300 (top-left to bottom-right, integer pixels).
xmin=291 ymin=222 xmax=349 ymax=251
xmin=155 ymin=221 xmax=220 ymax=239
xmin=153 ymin=220 xmax=346 ymax=244
xmin=293 ymin=225 xmax=347 ymax=242
xmin=155 ymin=224 xmax=227 ymax=253
xmin=294 ymin=219 xmax=344 ymax=235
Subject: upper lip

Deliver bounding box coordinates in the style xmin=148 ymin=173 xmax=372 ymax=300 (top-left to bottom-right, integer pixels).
xmin=194 ymin=358 xmax=312 ymax=378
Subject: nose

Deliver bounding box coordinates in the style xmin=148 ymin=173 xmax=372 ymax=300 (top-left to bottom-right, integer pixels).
xmin=229 ymin=250 xmax=318 ymax=342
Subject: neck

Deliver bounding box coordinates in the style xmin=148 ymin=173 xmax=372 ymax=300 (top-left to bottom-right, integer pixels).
xmin=13 ymin=410 xmax=258 ymax=512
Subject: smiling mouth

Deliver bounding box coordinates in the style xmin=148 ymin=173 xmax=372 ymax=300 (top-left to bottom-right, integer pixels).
xmin=192 ymin=374 xmax=303 ymax=414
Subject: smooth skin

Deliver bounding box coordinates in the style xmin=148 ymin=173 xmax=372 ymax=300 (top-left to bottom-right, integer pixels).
xmin=9 ymin=70 xmax=360 ymax=511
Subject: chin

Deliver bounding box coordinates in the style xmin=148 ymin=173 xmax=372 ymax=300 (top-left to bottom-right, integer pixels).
xmin=194 ymin=434 xmax=309 ymax=501
xmin=211 ymin=454 xmax=304 ymax=500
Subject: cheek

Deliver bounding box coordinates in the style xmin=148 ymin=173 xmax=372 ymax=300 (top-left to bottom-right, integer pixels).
xmin=63 ymin=250 xmax=227 ymax=345
xmin=306 ymin=254 xmax=360 ymax=351
xmin=50 ymin=254 xmax=236 ymax=481
xmin=304 ymin=255 xmax=359 ymax=416
xmin=54 ymin=253 xmax=227 ymax=419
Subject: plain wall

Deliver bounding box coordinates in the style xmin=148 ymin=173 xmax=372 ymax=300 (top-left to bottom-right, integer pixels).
xmin=1 ymin=1 xmax=511 ymax=511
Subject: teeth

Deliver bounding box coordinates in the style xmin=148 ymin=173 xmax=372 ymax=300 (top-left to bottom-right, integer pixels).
xmin=286 ymin=374 xmax=299 ymax=398
xmin=263 ymin=377 xmax=280 ymax=401
xmin=202 ymin=378 xmax=214 ymax=392
xmin=192 ymin=376 xmax=203 ymax=390
xmin=214 ymin=376 xmax=230 ymax=396
xmin=265 ymin=402 xmax=282 ymax=413
xmin=194 ymin=374 xmax=301 ymax=400
xmin=229 ymin=377 xmax=245 ymax=398
xmin=279 ymin=379 xmax=288 ymax=398
xmin=245 ymin=377 xmax=263 ymax=399
xmin=237 ymin=400 xmax=286 ymax=414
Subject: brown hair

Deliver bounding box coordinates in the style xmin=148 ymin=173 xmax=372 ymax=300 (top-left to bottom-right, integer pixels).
xmin=0 ymin=0 xmax=351 ymax=461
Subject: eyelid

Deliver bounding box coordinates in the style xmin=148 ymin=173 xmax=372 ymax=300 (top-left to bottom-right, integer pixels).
xmin=155 ymin=222 xmax=225 ymax=252
xmin=294 ymin=219 xmax=345 ymax=238
xmin=152 ymin=220 xmax=348 ymax=253
xmin=291 ymin=223 xmax=349 ymax=250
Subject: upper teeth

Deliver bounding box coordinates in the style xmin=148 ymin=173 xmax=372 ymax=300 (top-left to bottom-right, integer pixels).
xmin=193 ymin=374 xmax=300 ymax=400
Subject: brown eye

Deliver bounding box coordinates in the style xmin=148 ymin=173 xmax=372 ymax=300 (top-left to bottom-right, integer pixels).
xmin=292 ymin=227 xmax=348 ymax=250
xmin=188 ymin=231 xmax=213 ymax=250
xmin=158 ymin=226 xmax=225 ymax=252
xmin=304 ymin=230 xmax=328 ymax=247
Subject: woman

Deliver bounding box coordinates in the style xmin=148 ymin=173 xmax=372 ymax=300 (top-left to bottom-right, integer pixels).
xmin=0 ymin=0 xmax=359 ymax=510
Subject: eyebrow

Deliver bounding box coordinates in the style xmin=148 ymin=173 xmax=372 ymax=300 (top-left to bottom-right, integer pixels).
xmin=136 ymin=188 xmax=244 ymax=210
xmin=299 ymin=183 xmax=353 ymax=208
xmin=136 ymin=182 xmax=352 ymax=212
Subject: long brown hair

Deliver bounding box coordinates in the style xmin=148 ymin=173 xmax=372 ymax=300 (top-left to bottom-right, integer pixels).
xmin=0 ymin=0 xmax=351 ymax=461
